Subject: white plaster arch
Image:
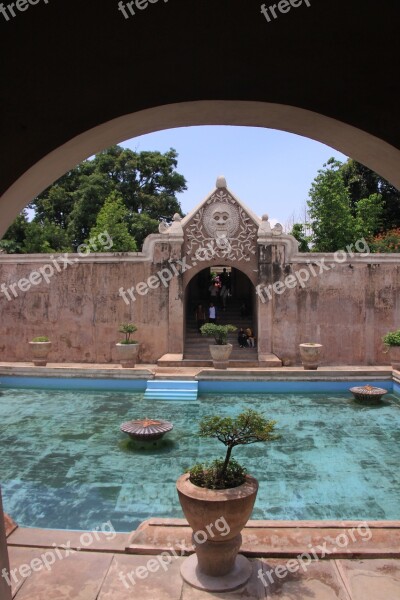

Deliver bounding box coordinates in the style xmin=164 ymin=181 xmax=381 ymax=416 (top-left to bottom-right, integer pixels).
xmin=1 ymin=100 xmax=400 ymax=237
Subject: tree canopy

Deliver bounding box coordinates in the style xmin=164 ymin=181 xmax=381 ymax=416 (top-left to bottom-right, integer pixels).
xmin=0 ymin=146 xmax=187 ymax=253
xmin=305 ymin=158 xmax=396 ymax=252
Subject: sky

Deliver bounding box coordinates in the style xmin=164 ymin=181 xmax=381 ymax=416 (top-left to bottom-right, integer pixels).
xmin=124 ymin=126 xmax=349 ymax=229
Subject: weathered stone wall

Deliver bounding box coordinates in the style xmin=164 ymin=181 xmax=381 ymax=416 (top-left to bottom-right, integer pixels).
xmin=267 ymin=257 xmax=400 ymax=366
xmin=1 ymin=246 xmax=399 ymax=366
xmin=0 ymin=240 xmax=183 ymax=364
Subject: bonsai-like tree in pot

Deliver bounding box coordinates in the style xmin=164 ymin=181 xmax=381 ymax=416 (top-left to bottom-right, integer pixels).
xmin=200 ymin=323 xmax=237 ymax=369
xmin=116 ymin=323 xmax=139 ymax=368
xmin=176 ymin=409 xmax=279 ymax=592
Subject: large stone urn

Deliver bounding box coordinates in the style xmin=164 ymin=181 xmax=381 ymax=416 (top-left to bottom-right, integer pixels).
xmin=176 ymin=473 xmax=258 ymax=592
xmin=209 ymin=343 xmax=233 ymax=369
xmin=115 ymin=343 xmax=139 ymax=368
xmin=388 ymin=346 xmax=400 ymax=370
xmin=299 ymin=343 xmax=323 ymax=370
xmin=29 ymin=341 xmax=52 ymax=366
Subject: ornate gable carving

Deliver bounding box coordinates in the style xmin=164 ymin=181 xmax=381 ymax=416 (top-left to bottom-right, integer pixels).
xmin=184 ymin=188 xmax=258 ymax=262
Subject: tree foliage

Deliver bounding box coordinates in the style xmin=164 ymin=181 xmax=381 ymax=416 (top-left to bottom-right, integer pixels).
xmin=88 ymin=191 xmax=137 ymax=252
xmin=188 ymin=409 xmax=279 ymax=489
xmin=0 ymin=146 xmax=186 ymax=253
xmin=307 ymin=158 xmax=387 ymax=252
xmin=289 ymin=223 xmax=310 ymax=252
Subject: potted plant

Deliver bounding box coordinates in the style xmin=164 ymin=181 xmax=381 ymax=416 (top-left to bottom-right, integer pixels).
xmin=382 ymin=329 xmax=400 ymax=369
xmin=299 ymin=342 xmax=323 ymax=370
xmin=176 ymin=409 xmax=279 ymax=592
xmin=116 ymin=323 xmax=139 ymax=368
xmin=29 ymin=336 xmax=51 ymax=366
xmin=200 ymin=323 xmax=237 ymax=369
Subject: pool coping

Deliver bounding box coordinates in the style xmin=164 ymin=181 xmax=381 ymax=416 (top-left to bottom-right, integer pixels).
xmin=0 ymin=361 xmax=396 ymax=381
xmin=7 ymin=518 xmax=400 ymax=559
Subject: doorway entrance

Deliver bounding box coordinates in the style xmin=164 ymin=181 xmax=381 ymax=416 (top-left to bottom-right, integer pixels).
xmin=184 ymin=266 xmax=257 ymax=364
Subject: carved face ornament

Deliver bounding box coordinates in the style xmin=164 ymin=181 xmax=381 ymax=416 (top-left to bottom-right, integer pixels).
xmin=203 ymin=202 xmax=239 ymax=239
xmin=212 ymin=209 xmax=231 ymax=237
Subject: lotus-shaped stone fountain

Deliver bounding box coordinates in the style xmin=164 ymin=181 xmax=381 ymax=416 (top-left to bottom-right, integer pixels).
xmin=349 ymin=385 xmax=388 ymax=402
xmin=120 ymin=418 xmax=173 ymax=442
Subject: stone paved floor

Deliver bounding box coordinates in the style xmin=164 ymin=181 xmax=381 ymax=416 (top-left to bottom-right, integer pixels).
xmin=5 ymin=520 xmax=400 ymax=599
xmin=7 ymin=546 xmax=400 ymax=599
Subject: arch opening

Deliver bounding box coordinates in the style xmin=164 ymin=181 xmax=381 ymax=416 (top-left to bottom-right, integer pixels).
xmin=184 ymin=265 xmax=258 ymax=363
xmin=1 ymin=100 xmax=400 ymax=237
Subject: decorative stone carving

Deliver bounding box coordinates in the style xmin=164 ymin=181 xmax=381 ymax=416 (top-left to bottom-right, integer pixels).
xmin=159 ymin=213 xmax=184 ymax=236
xmin=185 ymin=189 xmax=258 ymax=262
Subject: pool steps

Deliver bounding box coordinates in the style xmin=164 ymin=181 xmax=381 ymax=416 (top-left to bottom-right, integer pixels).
xmin=144 ymin=379 xmax=198 ymax=400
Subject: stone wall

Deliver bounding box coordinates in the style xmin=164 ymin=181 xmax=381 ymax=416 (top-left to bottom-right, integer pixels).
xmin=0 ymin=247 xmax=399 ymax=366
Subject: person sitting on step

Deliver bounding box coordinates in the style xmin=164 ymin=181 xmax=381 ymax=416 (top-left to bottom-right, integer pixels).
xmin=238 ymin=328 xmax=248 ymax=348
xmin=246 ymin=327 xmax=255 ymax=347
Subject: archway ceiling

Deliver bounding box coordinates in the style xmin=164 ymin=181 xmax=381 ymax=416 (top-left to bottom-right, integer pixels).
xmin=1 ymin=0 xmax=399 ymax=199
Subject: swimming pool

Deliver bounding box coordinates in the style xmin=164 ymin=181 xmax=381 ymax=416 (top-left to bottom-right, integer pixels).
xmin=0 ymin=381 xmax=399 ymax=531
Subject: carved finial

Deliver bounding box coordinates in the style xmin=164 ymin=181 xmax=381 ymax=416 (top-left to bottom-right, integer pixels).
xmin=262 ymin=214 xmax=269 ymax=222
xmin=173 ymin=213 xmax=182 ymax=221
xmin=216 ymin=176 xmax=227 ymax=189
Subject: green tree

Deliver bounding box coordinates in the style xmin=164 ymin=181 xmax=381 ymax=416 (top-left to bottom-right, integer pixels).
xmin=22 ymin=220 xmax=71 ymax=253
xmin=127 ymin=212 xmax=159 ymax=248
xmin=88 ymin=191 xmax=137 ymax=252
xmin=1 ymin=145 xmax=187 ymax=253
xmin=354 ymin=193 xmax=384 ymax=240
xmin=341 ymin=159 xmax=400 ymax=230
xmin=0 ymin=210 xmax=30 ymax=253
xmin=307 ymin=158 xmax=356 ymax=251
xmin=289 ymin=223 xmax=310 ymax=252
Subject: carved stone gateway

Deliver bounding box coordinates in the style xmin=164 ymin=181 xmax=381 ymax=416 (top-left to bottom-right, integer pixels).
xmin=185 ymin=188 xmax=258 ymax=263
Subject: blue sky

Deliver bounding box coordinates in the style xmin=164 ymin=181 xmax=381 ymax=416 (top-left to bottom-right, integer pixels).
xmin=124 ymin=126 xmax=348 ymax=229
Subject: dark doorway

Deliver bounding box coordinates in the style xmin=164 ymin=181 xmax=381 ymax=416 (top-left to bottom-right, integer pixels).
xmin=184 ymin=267 xmax=256 ymax=361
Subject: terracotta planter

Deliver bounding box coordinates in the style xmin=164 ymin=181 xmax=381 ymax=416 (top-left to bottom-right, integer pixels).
xmin=115 ymin=343 xmax=139 ymax=368
xmin=29 ymin=341 xmax=52 ymax=366
xmin=176 ymin=472 xmax=258 ymax=591
xmin=209 ymin=343 xmax=233 ymax=369
xmin=388 ymin=346 xmax=400 ymax=370
xmin=299 ymin=343 xmax=323 ymax=370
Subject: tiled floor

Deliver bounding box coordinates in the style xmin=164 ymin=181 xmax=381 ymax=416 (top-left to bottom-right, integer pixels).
xmin=4 ymin=519 xmax=400 ymax=599
xmin=7 ymin=546 xmax=400 ymax=599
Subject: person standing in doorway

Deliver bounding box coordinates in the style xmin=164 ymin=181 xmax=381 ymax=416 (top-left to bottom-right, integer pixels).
xmin=208 ymin=303 xmax=217 ymax=323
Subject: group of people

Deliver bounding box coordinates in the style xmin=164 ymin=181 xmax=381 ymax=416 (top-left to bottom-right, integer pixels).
xmin=194 ymin=303 xmax=256 ymax=348
xmin=238 ymin=327 xmax=256 ymax=348
xmin=208 ymin=268 xmax=231 ymax=310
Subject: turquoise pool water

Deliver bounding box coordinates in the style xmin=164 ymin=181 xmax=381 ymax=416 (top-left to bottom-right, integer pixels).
xmin=0 ymin=385 xmax=399 ymax=531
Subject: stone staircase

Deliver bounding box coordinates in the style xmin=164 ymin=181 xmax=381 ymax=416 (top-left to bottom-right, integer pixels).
xmin=183 ymin=299 xmax=259 ymax=366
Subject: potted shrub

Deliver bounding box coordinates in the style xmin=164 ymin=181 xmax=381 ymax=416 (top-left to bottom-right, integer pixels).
xmin=382 ymin=329 xmax=400 ymax=369
xmin=29 ymin=336 xmax=51 ymax=366
xmin=299 ymin=342 xmax=323 ymax=370
xmin=116 ymin=323 xmax=139 ymax=368
xmin=200 ymin=323 xmax=237 ymax=369
xmin=176 ymin=409 xmax=279 ymax=592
